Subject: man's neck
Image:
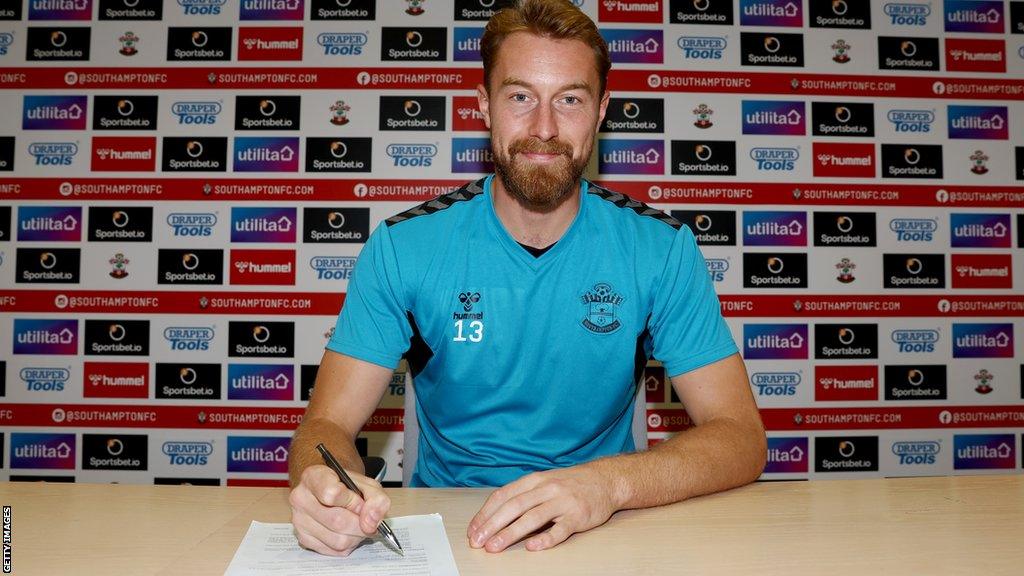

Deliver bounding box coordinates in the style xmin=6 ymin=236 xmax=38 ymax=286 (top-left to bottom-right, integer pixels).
xmin=491 ymin=175 xmax=582 ymax=249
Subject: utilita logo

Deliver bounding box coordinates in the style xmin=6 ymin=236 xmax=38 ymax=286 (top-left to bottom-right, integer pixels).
xmin=84 ymin=361 xmax=148 ymax=399
xmin=952 ymin=323 xmax=1014 ymax=358
xmin=453 ymin=27 xmax=483 ymax=61
xmin=944 ymin=0 xmax=1004 ymax=33
xmin=815 ymin=365 xmax=877 ymax=402
xmin=17 ymin=206 xmax=81 ymax=242
xmin=741 ymin=100 xmax=804 ymax=136
xmin=240 ymin=0 xmax=304 ymax=20
xmin=950 ymin=213 xmax=1010 ymax=248
xmin=601 ymin=28 xmax=663 ymax=63
xmin=451 ymin=137 xmax=494 ymax=174
xmin=742 ymin=211 xmax=806 ymax=246
xmin=238 ymin=27 xmax=303 ymax=61
xmin=91 ymin=137 xmax=157 ymax=172
xmin=812 ymin=142 xmax=874 ymax=178
xmin=954 ymin=435 xmax=1015 ymax=470
xmin=231 ymin=207 xmax=296 ymax=243
xmin=29 ymin=0 xmax=93 ymax=21
xmin=230 ymin=249 xmax=296 ymax=285
xmin=951 ymin=254 xmax=1012 ymax=289
xmin=670 ymin=0 xmax=733 ymax=24
xmin=23 ymin=95 xmax=87 ymax=130
xmin=233 ymin=137 xmax=299 ymax=172
xmin=764 ymin=437 xmax=808 ymax=473
xmin=947 ymin=105 xmax=1009 ymax=140
xmin=10 ymin=433 xmax=75 ymax=469
xmin=228 ymin=364 xmax=294 ymax=400
xmin=743 ymin=324 xmax=808 ymax=360
xmin=598 ymin=139 xmax=664 ymax=175
xmin=739 ymin=0 xmax=802 ymax=27
xmin=227 ymin=436 xmax=290 ymax=473
xmin=946 ymin=38 xmax=1006 ymax=73
xmin=13 ymin=319 xmax=78 ymax=355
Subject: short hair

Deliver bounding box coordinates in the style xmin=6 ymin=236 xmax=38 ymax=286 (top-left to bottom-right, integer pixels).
xmin=481 ymin=0 xmax=611 ymax=95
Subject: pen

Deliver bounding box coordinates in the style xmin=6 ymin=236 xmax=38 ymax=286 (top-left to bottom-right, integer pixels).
xmin=315 ymin=442 xmax=404 ymax=555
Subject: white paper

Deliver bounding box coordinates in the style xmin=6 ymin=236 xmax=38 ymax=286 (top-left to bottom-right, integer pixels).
xmin=223 ymin=515 xmax=460 ymax=576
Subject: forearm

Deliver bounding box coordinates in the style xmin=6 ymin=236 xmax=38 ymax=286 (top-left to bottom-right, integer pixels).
xmin=287 ymin=416 xmax=366 ymax=488
xmin=586 ymin=415 xmax=767 ymax=511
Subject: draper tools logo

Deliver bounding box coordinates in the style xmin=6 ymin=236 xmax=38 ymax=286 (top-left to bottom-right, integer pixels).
xmin=743 ymin=211 xmax=806 ymax=246
xmin=310 ymin=256 xmax=357 ymax=280
xmin=228 ymin=364 xmax=294 ymax=400
xmin=93 ymin=96 xmax=158 ymax=131
xmin=812 ymin=102 xmax=874 ymax=137
xmin=304 ymin=208 xmax=369 ymax=243
xmin=742 ymin=100 xmax=804 ymax=136
xmin=167 ymin=212 xmax=216 ymax=238
xmin=891 ymin=329 xmax=940 ymax=353
xmin=950 ymin=213 xmax=1010 ymax=248
xmin=162 ymin=137 xmax=228 ymax=171
xmin=815 ymin=324 xmax=878 ymax=359
xmin=740 ymin=32 xmax=804 ymax=66
xmin=84 ymin=320 xmax=149 ymax=356
xmin=164 ymin=326 xmax=214 ymax=352
xmin=892 ymin=441 xmax=941 ymax=466
xmin=16 ymin=248 xmax=80 ymax=284
xmin=100 ymin=0 xmax=163 ymax=20
xmin=884 ymin=364 xmax=947 ymax=400
xmin=764 ymin=437 xmax=808 ymax=473
xmin=601 ymin=28 xmax=663 ymax=63
xmin=231 ymin=207 xmax=296 ymax=243
xmin=889 ymin=218 xmax=937 ymax=242
xmin=944 ymin=0 xmax=1004 ymax=33
xmin=18 ymin=206 xmax=81 ymax=242
xmin=883 ymin=254 xmax=945 ymax=288
xmin=599 ymin=139 xmax=664 ymax=175
xmin=676 ymin=36 xmax=727 ymax=60
xmin=89 ymin=206 xmax=152 ymax=242
xmin=228 ymin=321 xmax=294 ymax=358
xmin=172 ymin=101 xmax=222 ymax=125
xmin=233 ymin=137 xmax=299 ymax=172
xmin=177 ymin=0 xmax=226 ymax=16
xmin=23 ymin=96 xmax=87 ymax=130
xmin=166 ymin=27 xmax=232 ymax=61
xmin=318 ymin=32 xmax=367 ymax=56
xmin=240 ymin=0 xmax=304 ymax=20
xmin=670 ymin=0 xmax=733 ymax=24
xmin=227 ymin=436 xmax=290 ymax=473
xmin=952 ymin=323 xmax=1014 ymax=358
xmin=157 ymin=249 xmax=223 ymax=284
xmin=381 ymin=27 xmax=446 ymax=61
xmin=13 ymin=319 xmax=78 ymax=355
xmin=11 ymin=433 xmax=75 ymax=469
xmin=452 ymin=137 xmax=494 ymax=173
xmin=29 ymin=0 xmax=92 ymax=20
xmin=21 ymin=367 xmax=70 ymax=393
xmin=163 ymin=441 xmax=213 ymax=466
xmin=386 ymin=143 xmax=437 ymax=168
xmin=740 ymin=0 xmax=802 ymax=26
xmin=671 ymin=210 xmax=736 ymax=245
xmin=305 ymin=137 xmax=372 ymax=172
xmin=155 ymin=363 xmax=221 ymax=399
xmin=82 ymin=434 xmax=147 ymax=471
xmin=602 ymin=98 xmax=664 ymax=133
xmin=750 ymin=371 xmax=801 ymax=396
xmin=884 ymin=3 xmax=930 ymax=26
xmin=743 ymin=324 xmax=808 ymax=359
xmin=311 ymin=0 xmax=374 ymax=20
xmin=816 ymin=436 xmax=879 ymax=472
xmin=887 ymin=109 xmax=935 ymax=133
xmin=954 ymin=435 xmax=1015 ymax=470
xmin=235 ymin=96 xmax=301 ymax=131
xmin=878 ymin=36 xmax=939 ymax=70
xmin=947 ymin=105 xmax=1009 ymax=140
xmin=880 ymin=144 xmax=943 ymax=179
xmin=743 ymin=253 xmax=808 ymax=288
xmin=671 ymin=140 xmax=736 ymax=176
xmin=813 ymin=211 xmax=876 ymax=247
xmin=380 ymin=96 xmax=445 ymax=131
xmin=810 ymin=0 xmax=871 ymax=28
xmin=27 ymin=27 xmax=90 ymax=60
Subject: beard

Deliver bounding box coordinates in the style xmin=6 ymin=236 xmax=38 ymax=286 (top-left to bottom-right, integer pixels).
xmin=492 ymin=137 xmax=589 ymax=211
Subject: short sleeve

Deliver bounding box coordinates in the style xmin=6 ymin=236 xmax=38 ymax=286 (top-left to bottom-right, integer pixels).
xmin=648 ymin=225 xmax=738 ymax=378
xmin=326 ymin=222 xmax=413 ymax=369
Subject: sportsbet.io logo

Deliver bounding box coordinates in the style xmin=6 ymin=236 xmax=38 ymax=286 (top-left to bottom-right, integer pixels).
xmin=580 ymin=283 xmax=624 ymax=334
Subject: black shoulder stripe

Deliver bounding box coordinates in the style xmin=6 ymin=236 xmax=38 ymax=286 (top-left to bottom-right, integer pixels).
xmin=384 ymin=177 xmax=487 ymax=227
xmin=587 ymin=181 xmax=682 ymax=230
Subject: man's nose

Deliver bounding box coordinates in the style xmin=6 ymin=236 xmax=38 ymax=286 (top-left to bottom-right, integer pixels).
xmin=529 ymin=102 xmax=558 ymax=141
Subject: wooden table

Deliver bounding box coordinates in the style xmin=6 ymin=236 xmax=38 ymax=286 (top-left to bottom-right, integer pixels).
xmin=2 ymin=475 xmax=1022 ymax=575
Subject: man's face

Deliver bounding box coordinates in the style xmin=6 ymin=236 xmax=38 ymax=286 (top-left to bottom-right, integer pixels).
xmin=478 ymin=32 xmax=609 ymax=210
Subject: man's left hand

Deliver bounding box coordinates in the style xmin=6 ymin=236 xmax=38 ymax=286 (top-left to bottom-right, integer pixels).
xmin=467 ymin=464 xmax=620 ymax=552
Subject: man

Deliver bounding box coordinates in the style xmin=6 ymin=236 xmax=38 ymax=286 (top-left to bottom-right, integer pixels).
xmin=288 ymin=0 xmax=766 ymax=556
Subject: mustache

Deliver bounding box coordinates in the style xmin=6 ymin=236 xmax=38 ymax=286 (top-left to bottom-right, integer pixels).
xmin=507 ymin=138 xmax=573 ymax=158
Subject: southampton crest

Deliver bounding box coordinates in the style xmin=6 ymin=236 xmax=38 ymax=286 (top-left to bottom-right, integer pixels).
xmin=581 ymin=283 xmax=624 ymax=334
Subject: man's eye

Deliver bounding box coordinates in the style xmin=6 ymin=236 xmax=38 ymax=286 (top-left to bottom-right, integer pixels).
xmin=562 ymin=96 xmax=581 ymax=105
xmin=511 ymin=93 xmax=529 ymax=102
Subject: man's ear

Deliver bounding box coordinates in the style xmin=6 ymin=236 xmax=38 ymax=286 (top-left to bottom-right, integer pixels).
xmin=476 ymin=83 xmax=491 ymax=129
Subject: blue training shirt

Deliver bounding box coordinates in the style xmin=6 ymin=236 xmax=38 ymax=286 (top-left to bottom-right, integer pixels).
xmin=327 ymin=175 xmax=737 ymax=487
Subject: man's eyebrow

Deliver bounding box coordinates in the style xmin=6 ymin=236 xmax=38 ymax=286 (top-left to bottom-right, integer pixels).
xmin=500 ymin=77 xmax=595 ymax=94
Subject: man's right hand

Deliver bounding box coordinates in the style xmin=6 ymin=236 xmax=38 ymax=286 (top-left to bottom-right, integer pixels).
xmin=289 ymin=463 xmax=392 ymax=556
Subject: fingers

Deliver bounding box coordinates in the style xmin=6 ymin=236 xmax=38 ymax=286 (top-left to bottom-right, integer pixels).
xmin=470 ymin=488 xmax=553 ymax=550
xmin=289 ymin=464 xmax=392 ymax=556
xmin=481 ymin=501 xmax=560 ymax=553
xmin=468 ymin=474 xmax=541 ymax=544
xmin=525 ymin=521 xmax=572 ymax=552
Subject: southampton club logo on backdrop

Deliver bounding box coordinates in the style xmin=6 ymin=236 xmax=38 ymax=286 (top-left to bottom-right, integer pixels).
xmin=580 ymin=283 xmax=624 ymax=334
